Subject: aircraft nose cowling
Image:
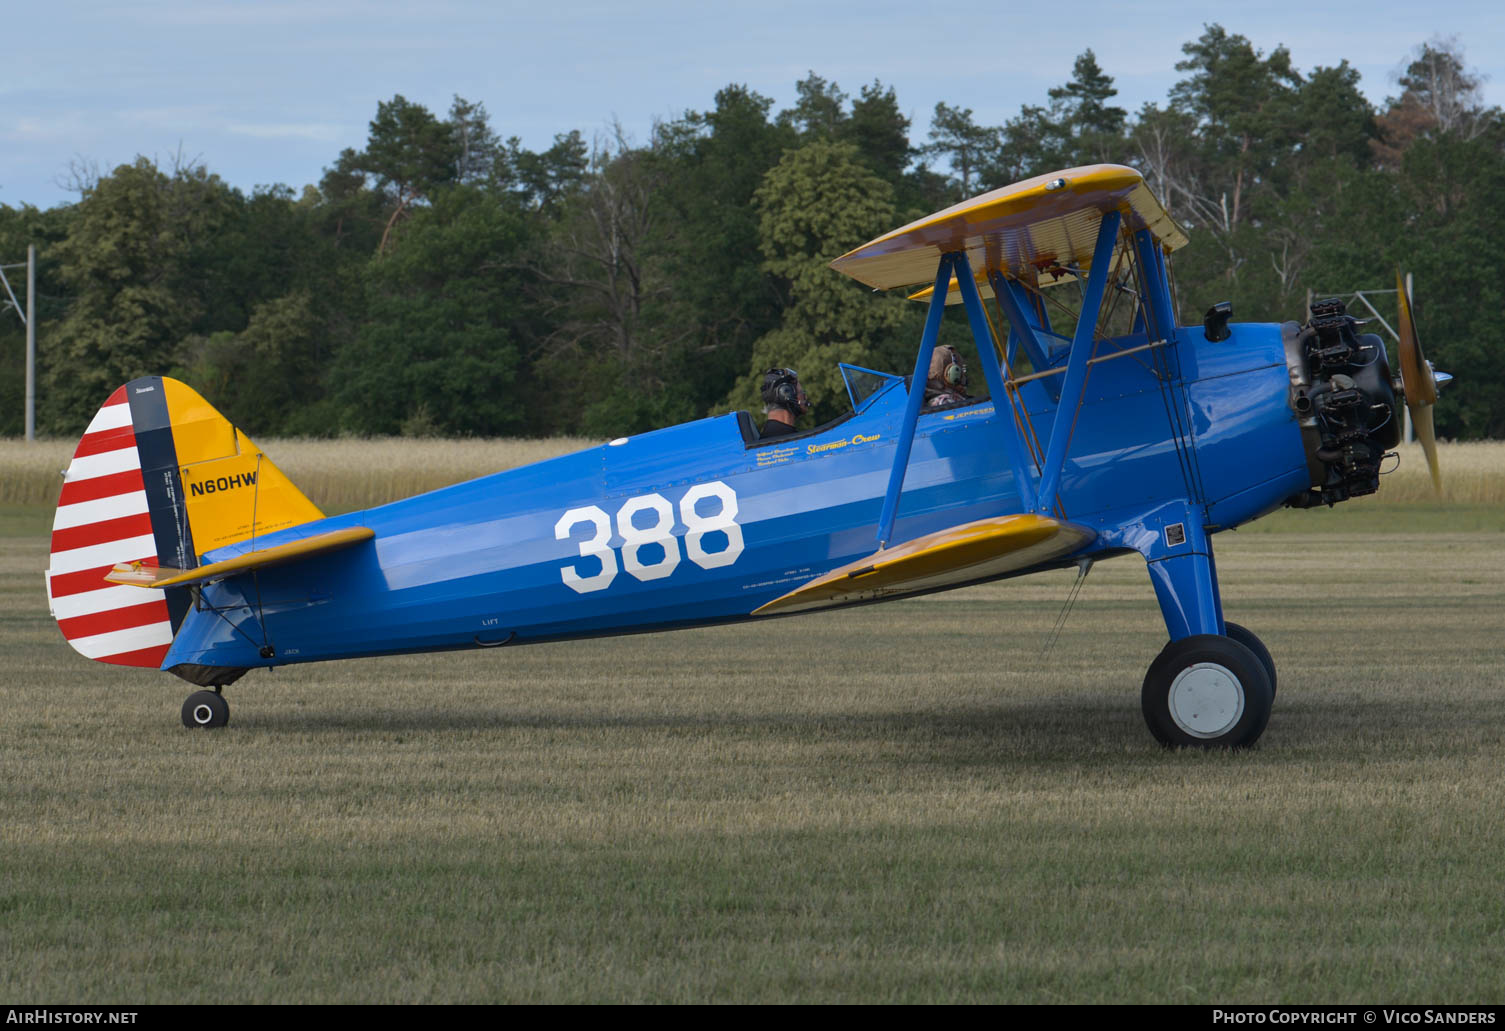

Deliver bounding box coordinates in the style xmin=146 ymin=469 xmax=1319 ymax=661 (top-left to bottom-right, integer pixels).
xmin=1283 ymin=298 xmax=1401 ymax=508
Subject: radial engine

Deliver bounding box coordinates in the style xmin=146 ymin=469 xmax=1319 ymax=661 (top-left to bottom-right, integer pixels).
xmin=1284 ymin=297 xmax=1401 ymax=507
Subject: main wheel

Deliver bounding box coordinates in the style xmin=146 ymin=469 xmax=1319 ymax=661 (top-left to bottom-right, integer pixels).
xmin=1223 ymin=621 xmax=1277 ymax=699
xmin=1142 ymin=635 xmax=1272 ymax=748
xmin=182 ymin=690 xmax=230 ymax=729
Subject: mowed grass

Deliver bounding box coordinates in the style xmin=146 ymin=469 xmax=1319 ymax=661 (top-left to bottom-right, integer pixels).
xmin=3 ymin=484 xmax=1504 ymax=1002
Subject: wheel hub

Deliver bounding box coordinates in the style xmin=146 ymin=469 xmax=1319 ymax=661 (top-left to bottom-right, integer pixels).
xmin=1167 ymin=662 xmax=1245 ymax=738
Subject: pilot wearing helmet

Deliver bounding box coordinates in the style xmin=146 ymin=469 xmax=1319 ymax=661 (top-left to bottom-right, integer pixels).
xmin=759 ymin=367 xmax=809 ymax=439
xmin=926 ymin=346 xmax=972 ymax=407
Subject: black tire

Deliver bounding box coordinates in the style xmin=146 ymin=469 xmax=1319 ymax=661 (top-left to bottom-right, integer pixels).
xmin=1223 ymin=621 xmax=1277 ymax=700
xmin=182 ymin=690 xmax=229 ymax=729
xmin=1142 ymin=634 xmax=1272 ymax=748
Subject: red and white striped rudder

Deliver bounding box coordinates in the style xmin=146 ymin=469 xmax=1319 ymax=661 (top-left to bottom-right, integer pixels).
xmin=44 ymin=386 xmax=175 ymax=668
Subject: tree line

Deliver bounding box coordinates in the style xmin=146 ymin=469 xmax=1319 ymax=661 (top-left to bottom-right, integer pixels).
xmin=3 ymin=26 xmax=1502 ymax=440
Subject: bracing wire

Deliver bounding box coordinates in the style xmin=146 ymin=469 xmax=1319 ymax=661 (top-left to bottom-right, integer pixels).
xmin=198 ymin=587 xmax=267 ymax=653
xmin=251 ymin=569 xmax=272 ymax=657
xmin=1129 ymin=240 xmax=1201 ymax=504
xmin=1043 ymin=557 xmax=1094 ymax=660
xmin=986 ymin=271 xmax=1047 ymax=468
xmin=249 ymin=452 xmax=263 ymax=551
xmin=246 ymin=452 xmax=273 ymax=657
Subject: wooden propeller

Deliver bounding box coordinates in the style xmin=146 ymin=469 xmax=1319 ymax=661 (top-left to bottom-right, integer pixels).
xmin=1395 ymin=270 xmax=1442 ymax=495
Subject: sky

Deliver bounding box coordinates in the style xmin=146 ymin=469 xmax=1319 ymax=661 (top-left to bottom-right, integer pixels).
xmin=3 ymin=0 xmax=1504 ymax=211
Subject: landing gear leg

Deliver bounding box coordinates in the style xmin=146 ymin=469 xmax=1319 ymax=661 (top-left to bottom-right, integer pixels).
xmin=1119 ymin=503 xmax=1275 ymax=748
xmin=182 ymin=689 xmax=229 ymax=729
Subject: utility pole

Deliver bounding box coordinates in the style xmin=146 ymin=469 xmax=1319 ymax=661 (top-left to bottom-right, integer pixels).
xmin=0 ymin=245 xmax=36 ymax=440
xmin=26 ymin=244 xmax=35 ymax=441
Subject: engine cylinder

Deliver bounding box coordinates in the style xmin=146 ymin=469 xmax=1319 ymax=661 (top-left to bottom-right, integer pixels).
xmin=1283 ymin=299 xmax=1399 ymax=507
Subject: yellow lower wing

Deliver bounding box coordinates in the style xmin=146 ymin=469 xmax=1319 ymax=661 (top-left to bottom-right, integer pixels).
xmin=754 ymin=514 xmax=1093 ymax=616
xmin=106 ymin=527 xmax=375 ymax=589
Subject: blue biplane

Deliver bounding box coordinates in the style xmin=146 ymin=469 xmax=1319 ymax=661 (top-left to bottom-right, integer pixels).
xmin=44 ymin=165 xmax=1441 ymax=747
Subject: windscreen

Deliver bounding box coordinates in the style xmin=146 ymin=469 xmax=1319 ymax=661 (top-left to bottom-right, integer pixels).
xmin=840 ymin=364 xmax=901 ymax=412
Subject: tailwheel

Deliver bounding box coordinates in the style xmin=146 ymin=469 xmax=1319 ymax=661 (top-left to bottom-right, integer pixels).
xmin=1142 ymin=635 xmax=1272 ymax=749
xmin=1223 ymin=621 xmax=1277 ymax=699
xmin=182 ymin=690 xmax=230 ymax=729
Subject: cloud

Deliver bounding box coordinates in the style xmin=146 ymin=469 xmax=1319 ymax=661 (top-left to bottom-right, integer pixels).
xmin=226 ymin=122 xmax=342 ymax=141
xmin=132 ymin=0 xmax=413 ymax=27
xmin=3 ymin=112 xmax=91 ymax=143
xmin=118 ymin=105 xmax=223 ymax=131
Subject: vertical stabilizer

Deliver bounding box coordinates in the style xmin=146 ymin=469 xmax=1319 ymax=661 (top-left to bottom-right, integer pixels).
xmin=45 ymin=377 xmax=324 ymax=668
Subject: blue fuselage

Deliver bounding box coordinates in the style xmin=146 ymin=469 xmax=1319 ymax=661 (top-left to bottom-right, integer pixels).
xmin=163 ymin=322 xmax=1311 ymax=672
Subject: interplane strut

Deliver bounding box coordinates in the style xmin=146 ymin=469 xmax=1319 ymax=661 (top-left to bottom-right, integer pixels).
xmin=875 ymin=208 xmax=1124 ymax=546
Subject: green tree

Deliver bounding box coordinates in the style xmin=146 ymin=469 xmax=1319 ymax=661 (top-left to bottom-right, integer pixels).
xmin=1129 ymin=101 xmax=1199 ymax=206
xmin=1169 ymin=25 xmax=1301 ymax=233
xmin=162 ymin=182 xmax=362 ymax=435
xmin=522 ymin=124 xmax=685 ymax=437
xmin=448 ymin=95 xmax=504 ymax=185
xmin=506 ymin=130 xmax=589 ymax=214
xmin=923 ymin=103 xmax=1002 ymax=198
xmin=45 ymin=158 xmax=236 ymax=432
xmin=994 ymin=102 xmax=1060 ymax=183
xmin=333 ymin=95 xmax=460 ymax=253
xmin=778 ymin=74 xmax=916 ymax=187
xmin=331 ymin=185 xmax=532 ymax=436
xmin=983 ymin=53 xmax=1130 ymax=191
xmin=725 ymin=141 xmax=907 ymax=424
xmin=0 ymin=202 xmax=71 ymax=435
xmin=173 ymin=290 xmax=328 ymax=434
xmin=1385 ymin=133 xmax=1505 ymax=437
xmin=848 ymin=80 xmax=913 ymax=186
xmin=1048 ymin=49 xmax=1129 ymax=165
xmin=779 ymin=72 xmax=850 ymax=139
xmin=1293 ymin=63 xmax=1375 ymax=168
xmin=313 ymin=156 xmax=387 ymax=253
xmin=633 ymin=86 xmax=797 ymax=427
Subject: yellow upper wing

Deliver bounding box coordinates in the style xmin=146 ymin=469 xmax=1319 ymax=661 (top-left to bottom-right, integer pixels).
xmin=830 ymin=164 xmax=1187 ymax=293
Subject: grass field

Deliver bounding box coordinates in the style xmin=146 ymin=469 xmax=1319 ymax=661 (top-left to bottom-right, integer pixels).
xmin=3 ymin=440 xmax=1504 ymax=1002
xmin=4 ymin=437 xmax=1505 ymax=510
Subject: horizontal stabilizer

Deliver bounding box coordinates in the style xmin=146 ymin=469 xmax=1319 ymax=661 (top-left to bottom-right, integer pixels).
xmin=754 ymin=514 xmax=1094 ymax=616
xmin=107 ymin=527 xmax=375 ymax=589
